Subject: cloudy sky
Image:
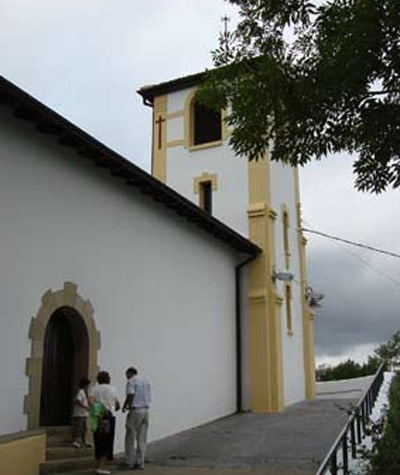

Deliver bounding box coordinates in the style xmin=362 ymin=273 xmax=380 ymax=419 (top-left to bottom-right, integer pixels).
xmin=1 ymin=0 xmax=399 ymax=366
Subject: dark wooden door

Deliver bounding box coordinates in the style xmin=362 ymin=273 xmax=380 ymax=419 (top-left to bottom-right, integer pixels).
xmin=40 ymin=312 xmax=74 ymax=426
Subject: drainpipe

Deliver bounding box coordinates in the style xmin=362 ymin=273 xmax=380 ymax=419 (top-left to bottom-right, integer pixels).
xmin=235 ymin=253 xmax=258 ymax=413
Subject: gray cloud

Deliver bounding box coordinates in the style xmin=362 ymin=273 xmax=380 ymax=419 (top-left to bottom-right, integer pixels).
xmin=301 ymin=159 xmax=400 ymax=360
xmin=308 ymin=245 xmax=400 ymax=358
xmin=0 ymin=0 xmax=239 ymax=167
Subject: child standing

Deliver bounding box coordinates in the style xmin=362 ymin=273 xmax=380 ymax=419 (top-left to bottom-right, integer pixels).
xmin=72 ymin=377 xmax=91 ymax=448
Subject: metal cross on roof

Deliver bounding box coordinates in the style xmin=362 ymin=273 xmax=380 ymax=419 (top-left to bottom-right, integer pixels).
xmin=221 ymin=15 xmax=230 ymax=35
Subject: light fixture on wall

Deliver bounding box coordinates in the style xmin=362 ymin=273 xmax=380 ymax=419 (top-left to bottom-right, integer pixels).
xmin=306 ymin=286 xmax=325 ymax=308
xmin=272 ymin=270 xmax=294 ymax=282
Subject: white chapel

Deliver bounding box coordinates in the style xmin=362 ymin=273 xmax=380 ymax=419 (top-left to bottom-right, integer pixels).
xmin=0 ymin=70 xmax=315 ymax=475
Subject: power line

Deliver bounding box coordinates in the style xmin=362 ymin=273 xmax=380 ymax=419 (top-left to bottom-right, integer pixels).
xmin=321 ymin=232 xmax=400 ymax=292
xmin=302 ymin=228 xmax=400 ymax=260
xmin=301 ymin=218 xmax=400 ymax=291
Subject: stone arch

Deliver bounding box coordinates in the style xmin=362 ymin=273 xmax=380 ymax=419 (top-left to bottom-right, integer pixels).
xmin=184 ymin=89 xmax=198 ymax=148
xmin=24 ymin=282 xmax=100 ymax=429
xmin=184 ymin=88 xmax=228 ymax=149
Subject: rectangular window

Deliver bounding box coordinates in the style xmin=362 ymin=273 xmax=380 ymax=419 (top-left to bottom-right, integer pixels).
xmin=283 ymin=209 xmax=290 ymax=270
xmin=199 ymin=181 xmax=212 ymax=214
xmin=285 ymin=284 xmax=293 ymax=334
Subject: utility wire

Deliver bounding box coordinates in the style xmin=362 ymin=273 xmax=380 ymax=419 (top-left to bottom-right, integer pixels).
xmin=302 ymin=228 xmax=400 ymax=260
xmin=301 ymin=219 xmax=400 ymax=291
xmin=322 ymin=232 xmax=400 ymax=292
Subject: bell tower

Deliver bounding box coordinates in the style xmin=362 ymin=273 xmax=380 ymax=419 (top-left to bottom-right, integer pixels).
xmin=138 ymin=72 xmax=316 ymax=411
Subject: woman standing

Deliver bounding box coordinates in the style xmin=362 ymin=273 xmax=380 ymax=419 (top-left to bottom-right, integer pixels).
xmin=89 ymin=371 xmax=120 ymax=475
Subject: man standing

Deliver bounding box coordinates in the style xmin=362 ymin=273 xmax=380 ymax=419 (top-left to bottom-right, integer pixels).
xmin=122 ymin=367 xmax=151 ymax=470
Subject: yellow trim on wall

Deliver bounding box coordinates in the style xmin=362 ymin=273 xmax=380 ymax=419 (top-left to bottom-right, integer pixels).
xmin=193 ymin=172 xmax=218 ymax=211
xmin=183 ymin=88 xmax=228 ymax=151
xmin=294 ymin=168 xmax=316 ymax=399
xmin=248 ymin=159 xmax=269 ymax=203
xmin=189 ymin=140 xmax=223 ymax=152
xmin=221 ymin=107 xmax=229 ymax=142
xmin=152 ymin=95 xmax=168 ymax=182
xmin=184 ymin=89 xmax=196 ymax=148
xmin=0 ymin=432 xmax=46 ymax=475
xmin=167 ymin=139 xmax=185 ymax=148
xmin=166 ymin=110 xmax=184 ymax=120
xmin=193 ymin=172 xmax=218 ymax=193
xmin=247 ymin=156 xmax=284 ymax=413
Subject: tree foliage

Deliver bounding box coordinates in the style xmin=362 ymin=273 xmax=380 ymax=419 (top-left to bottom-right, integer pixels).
xmin=316 ymin=331 xmax=400 ymax=381
xmin=316 ymin=357 xmax=380 ymax=381
xmin=367 ymin=373 xmax=400 ymax=474
xmin=373 ymin=330 xmax=400 ymax=368
xmin=199 ymin=0 xmax=400 ymax=193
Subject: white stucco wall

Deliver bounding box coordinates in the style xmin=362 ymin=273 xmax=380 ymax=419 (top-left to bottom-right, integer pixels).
xmin=270 ymin=161 xmax=306 ymax=406
xmin=165 ymin=88 xmax=249 ymax=236
xmin=0 ymin=108 xmax=242 ymax=450
xmin=239 ymin=267 xmax=252 ymax=410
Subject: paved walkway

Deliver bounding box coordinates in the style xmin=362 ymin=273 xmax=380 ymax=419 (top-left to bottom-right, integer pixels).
xmin=145 ymin=398 xmax=354 ymax=474
xmin=61 ymin=467 xmax=314 ymax=475
xmin=316 ymin=375 xmax=373 ymax=400
xmin=60 ymin=398 xmax=356 ymax=475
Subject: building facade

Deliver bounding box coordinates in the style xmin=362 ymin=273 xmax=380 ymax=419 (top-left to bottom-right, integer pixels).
xmin=0 ymin=70 xmax=315 ymax=473
xmin=0 ymin=76 xmax=258 ymax=451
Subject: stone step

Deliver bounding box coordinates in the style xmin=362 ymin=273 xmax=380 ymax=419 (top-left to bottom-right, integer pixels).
xmin=46 ymin=445 xmax=93 ymax=460
xmin=46 ymin=433 xmax=73 ymax=447
xmin=43 ymin=425 xmax=71 ymax=436
xmin=39 ymin=456 xmax=93 ymax=474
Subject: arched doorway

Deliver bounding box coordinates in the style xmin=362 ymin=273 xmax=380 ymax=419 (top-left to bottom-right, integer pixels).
xmin=40 ymin=307 xmax=89 ymax=426
xmin=25 ymin=282 xmax=100 ymax=430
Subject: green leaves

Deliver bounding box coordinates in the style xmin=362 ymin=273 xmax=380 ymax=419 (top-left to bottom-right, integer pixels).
xmin=201 ymin=0 xmax=400 ymax=192
xmin=368 ymin=373 xmax=400 ymax=475
xmin=316 ymin=358 xmax=380 ymax=381
xmin=374 ymin=331 xmax=400 ymax=367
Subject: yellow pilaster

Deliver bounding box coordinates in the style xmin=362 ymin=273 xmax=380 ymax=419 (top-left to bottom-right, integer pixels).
xmin=247 ymin=158 xmax=284 ymax=412
xmin=294 ymin=168 xmax=316 ymax=399
xmin=152 ymin=95 xmax=167 ymax=182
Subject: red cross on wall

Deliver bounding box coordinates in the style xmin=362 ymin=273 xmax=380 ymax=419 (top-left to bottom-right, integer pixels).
xmin=155 ymin=115 xmax=166 ymax=150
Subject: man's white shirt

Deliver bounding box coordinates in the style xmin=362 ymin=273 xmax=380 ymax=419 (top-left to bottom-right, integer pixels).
xmin=126 ymin=375 xmax=151 ymax=409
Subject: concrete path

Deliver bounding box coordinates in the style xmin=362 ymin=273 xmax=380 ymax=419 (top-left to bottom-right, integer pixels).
xmin=144 ymin=399 xmax=354 ymax=474
xmin=316 ymin=375 xmax=373 ymax=400
xmin=59 ymin=467 xmax=315 ymax=475
xmin=59 ymin=398 xmax=356 ymax=475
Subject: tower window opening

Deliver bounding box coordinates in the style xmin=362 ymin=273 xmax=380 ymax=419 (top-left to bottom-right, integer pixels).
xmin=285 ymin=283 xmax=293 ymax=334
xmin=193 ymin=101 xmax=222 ymax=145
xmin=199 ymin=181 xmax=213 ymax=214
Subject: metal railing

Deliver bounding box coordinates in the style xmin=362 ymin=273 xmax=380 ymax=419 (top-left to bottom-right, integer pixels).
xmin=315 ymin=364 xmax=385 ymax=475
